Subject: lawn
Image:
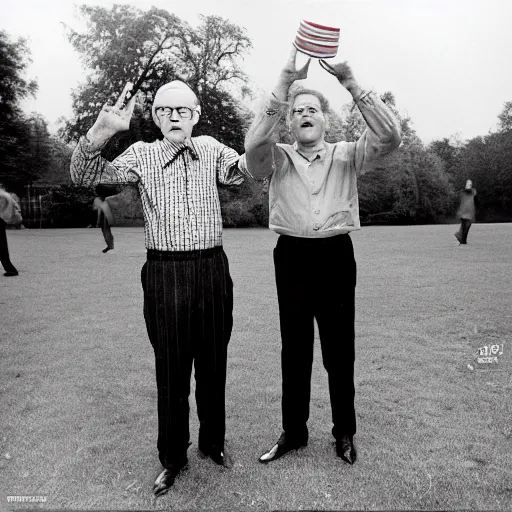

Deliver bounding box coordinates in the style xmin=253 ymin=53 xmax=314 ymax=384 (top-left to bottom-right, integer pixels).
xmin=1 ymin=224 xmax=511 ymax=511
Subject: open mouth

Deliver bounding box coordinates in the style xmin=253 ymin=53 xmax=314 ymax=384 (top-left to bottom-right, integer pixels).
xmin=169 ymin=127 xmax=181 ymax=131
xmin=301 ymin=122 xmax=313 ymax=128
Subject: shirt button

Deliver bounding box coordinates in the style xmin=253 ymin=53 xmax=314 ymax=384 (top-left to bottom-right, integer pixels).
xmin=314 ymin=209 xmax=320 ymax=215
xmin=313 ymin=223 xmax=320 ymax=230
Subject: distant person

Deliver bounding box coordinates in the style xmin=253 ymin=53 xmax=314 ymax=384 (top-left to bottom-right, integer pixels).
xmin=93 ymin=185 xmax=115 ymax=253
xmin=455 ymin=180 xmax=478 ymax=245
xmin=70 ymin=80 xmax=249 ymax=497
xmin=244 ymin=47 xmax=401 ymax=465
xmin=0 ymin=187 xmax=22 ymax=276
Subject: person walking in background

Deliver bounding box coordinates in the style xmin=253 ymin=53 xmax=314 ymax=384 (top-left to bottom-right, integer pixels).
xmin=70 ymin=80 xmax=249 ymax=497
xmin=244 ymin=47 xmax=401 ymax=465
xmin=455 ymin=179 xmax=478 ymax=245
xmin=93 ymin=184 xmax=115 ymax=253
xmin=0 ymin=187 xmax=22 ymax=277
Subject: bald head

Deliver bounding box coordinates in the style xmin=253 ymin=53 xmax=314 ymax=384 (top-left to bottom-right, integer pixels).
xmin=151 ymin=81 xmax=201 ymax=143
xmin=152 ymin=81 xmax=200 ymax=126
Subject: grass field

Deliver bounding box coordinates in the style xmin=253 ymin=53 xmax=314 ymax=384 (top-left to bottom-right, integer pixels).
xmin=1 ymin=224 xmax=511 ymax=511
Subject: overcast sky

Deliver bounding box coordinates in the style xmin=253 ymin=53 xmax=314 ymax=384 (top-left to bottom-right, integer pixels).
xmin=2 ymin=0 xmax=512 ymax=143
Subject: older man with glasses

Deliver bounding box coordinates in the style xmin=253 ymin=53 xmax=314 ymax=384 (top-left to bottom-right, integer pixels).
xmin=70 ymin=80 xmax=249 ymax=496
xmin=245 ymin=47 xmax=401 ymax=466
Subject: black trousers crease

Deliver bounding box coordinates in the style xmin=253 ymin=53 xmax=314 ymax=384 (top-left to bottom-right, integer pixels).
xmin=141 ymin=247 xmax=233 ymax=469
xmin=274 ymin=233 xmax=357 ymax=441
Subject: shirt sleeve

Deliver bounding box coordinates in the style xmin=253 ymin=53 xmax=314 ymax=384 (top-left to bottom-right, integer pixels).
xmin=0 ymin=191 xmax=22 ymax=224
xmin=352 ymin=91 xmax=402 ymax=175
xmin=216 ymin=143 xmax=251 ymax=186
xmin=70 ymin=136 xmax=141 ymax=186
xmin=244 ymin=94 xmax=288 ymax=179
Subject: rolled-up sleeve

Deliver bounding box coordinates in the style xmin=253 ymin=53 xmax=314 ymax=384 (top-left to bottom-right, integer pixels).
xmin=70 ymin=136 xmax=140 ymax=186
xmin=352 ymin=91 xmax=402 ymax=174
xmin=244 ymin=95 xmax=289 ymax=179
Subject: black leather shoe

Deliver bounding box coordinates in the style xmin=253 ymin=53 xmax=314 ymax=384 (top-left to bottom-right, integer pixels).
xmin=259 ymin=432 xmax=307 ymax=463
xmin=199 ymin=440 xmax=232 ymax=468
xmin=336 ymin=435 xmax=357 ymax=464
xmin=3 ymin=271 xmax=18 ymax=276
xmin=209 ymin=446 xmax=233 ymax=468
xmin=153 ymin=458 xmax=188 ymax=497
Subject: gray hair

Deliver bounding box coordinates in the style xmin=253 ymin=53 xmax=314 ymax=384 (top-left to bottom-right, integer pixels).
xmin=288 ymin=87 xmax=330 ymax=119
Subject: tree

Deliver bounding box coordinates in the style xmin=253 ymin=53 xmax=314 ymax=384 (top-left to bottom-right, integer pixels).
xmin=0 ymin=30 xmax=38 ymax=193
xmin=451 ymin=131 xmax=512 ymax=220
xmin=497 ymin=100 xmax=512 ymax=133
xmin=40 ymin=136 xmax=74 ymax=185
xmin=60 ymin=5 xmax=252 ymax=153
xmin=0 ymin=31 xmax=37 ymax=112
xmin=24 ymin=114 xmax=52 ymax=184
xmin=335 ymin=91 xmax=422 ymax=147
xmin=429 ymin=137 xmax=461 ymax=177
xmin=328 ymin=90 xmax=456 ymax=223
xmin=359 ymin=146 xmax=455 ymax=224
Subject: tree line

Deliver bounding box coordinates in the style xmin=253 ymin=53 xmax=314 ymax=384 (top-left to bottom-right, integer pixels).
xmin=1 ymin=5 xmax=511 ymax=226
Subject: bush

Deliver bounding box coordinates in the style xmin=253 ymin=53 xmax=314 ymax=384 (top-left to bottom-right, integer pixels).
xmin=219 ymin=179 xmax=269 ymax=228
xmin=46 ymin=185 xmax=96 ymax=227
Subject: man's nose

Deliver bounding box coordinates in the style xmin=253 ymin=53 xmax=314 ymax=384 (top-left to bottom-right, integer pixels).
xmin=169 ymin=109 xmax=181 ymax=120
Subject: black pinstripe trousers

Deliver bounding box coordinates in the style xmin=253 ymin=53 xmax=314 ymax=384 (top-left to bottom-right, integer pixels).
xmin=274 ymin=233 xmax=357 ymax=442
xmin=141 ymin=247 xmax=233 ymax=469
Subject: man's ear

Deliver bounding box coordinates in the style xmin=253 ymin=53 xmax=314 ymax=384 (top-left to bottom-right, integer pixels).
xmin=192 ymin=107 xmax=201 ymax=127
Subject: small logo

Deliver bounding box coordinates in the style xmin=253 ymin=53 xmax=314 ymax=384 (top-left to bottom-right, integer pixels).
xmin=7 ymin=495 xmax=47 ymax=503
xmin=474 ymin=342 xmax=506 ymax=370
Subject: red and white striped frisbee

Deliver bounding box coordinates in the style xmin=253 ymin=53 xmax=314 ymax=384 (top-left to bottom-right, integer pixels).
xmin=293 ymin=20 xmax=340 ymax=59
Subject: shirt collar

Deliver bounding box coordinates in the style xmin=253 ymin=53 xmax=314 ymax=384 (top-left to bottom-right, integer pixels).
xmin=160 ymin=138 xmax=199 ymax=167
xmin=292 ymin=141 xmax=326 ymax=163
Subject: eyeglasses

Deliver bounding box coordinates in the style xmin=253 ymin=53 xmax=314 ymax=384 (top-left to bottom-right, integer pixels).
xmin=155 ymin=106 xmax=195 ymax=119
xmin=292 ymin=107 xmax=320 ymax=116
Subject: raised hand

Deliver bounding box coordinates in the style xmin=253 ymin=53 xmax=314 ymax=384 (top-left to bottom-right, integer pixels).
xmin=88 ymin=83 xmax=138 ymax=145
xmin=273 ymin=46 xmax=311 ymax=101
xmin=319 ymin=60 xmax=360 ymax=95
xmin=280 ymin=46 xmax=311 ymax=84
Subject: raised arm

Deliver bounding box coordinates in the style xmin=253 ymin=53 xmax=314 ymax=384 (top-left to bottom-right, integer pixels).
xmin=320 ymin=60 xmax=402 ymax=173
xmin=244 ymin=47 xmax=310 ymax=179
xmin=70 ymin=83 xmax=140 ymax=186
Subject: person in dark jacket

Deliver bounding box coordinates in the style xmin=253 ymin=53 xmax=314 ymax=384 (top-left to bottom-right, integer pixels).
xmin=0 ymin=188 xmax=22 ymax=276
xmin=455 ymin=180 xmax=478 ymax=245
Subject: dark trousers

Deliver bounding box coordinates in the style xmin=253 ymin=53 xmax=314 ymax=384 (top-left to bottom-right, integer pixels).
xmin=456 ymin=218 xmax=472 ymax=244
xmin=141 ymin=247 xmax=233 ymax=469
xmin=0 ymin=219 xmax=17 ymax=273
xmin=274 ymin=234 xmax=357 ymax=442
xmin=98 ymin=211 xmax=114 ymax=249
